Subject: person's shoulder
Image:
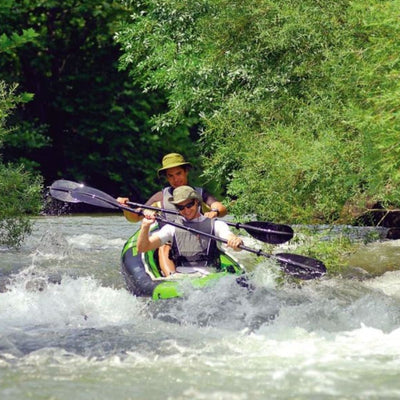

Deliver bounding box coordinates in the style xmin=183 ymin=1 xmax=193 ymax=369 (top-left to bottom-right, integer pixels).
xmin=214 ymin=219 xmax=228 ymax=228
xmin=201 ymin=189 xmax=217 ymax=204
xmin=145 ymin=191 xmax=162 ymax=205
xmin=159 ymin=223 xmax=175 ymax=235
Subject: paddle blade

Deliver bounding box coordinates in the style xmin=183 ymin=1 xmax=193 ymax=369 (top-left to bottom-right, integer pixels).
xmin=243 ymin=221 xmax=294 ymax=244
xmin=49 ymin=180 xmax=83 ymax=203
xmin=72 ymin=187 xmax=120 ymax=210
xmin=275 ymin=253 xmax=326 ymax=280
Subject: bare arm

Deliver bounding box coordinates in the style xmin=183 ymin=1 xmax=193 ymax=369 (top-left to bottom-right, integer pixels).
xmin=117 ymin=197 xmax=143 ymax=223
xmin=117 ymin=190 xmax=164 ymax=223
xmin=203 ymin=200 xmax=227 ymax=218
xmin=209 ymin=201 xmax=227 ymax=218
xmin=226 ymin=233 xmax=243 ymax=251
xmin=215 ymin=220 xmax=243 ymax=251
xmin=137 ymin=217 xmax=162 ymax=253
xmin=202 ymin=190 xmax=228 ymax=218
xmin=144 ymin=191 xmax=162 ymax=206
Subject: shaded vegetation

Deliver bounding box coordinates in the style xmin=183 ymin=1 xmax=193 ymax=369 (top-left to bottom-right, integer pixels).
xmin=0 ymin=162 xmax=42 ymax=247
xmin=0 ymin=71 xmax=42 ymax=247
xmin=117 ymin=0 xmax=400 ymax=223
xmin=0 ymin=0 xmax=199 ymax=202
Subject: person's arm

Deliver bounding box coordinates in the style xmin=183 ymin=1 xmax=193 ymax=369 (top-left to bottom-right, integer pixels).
xmin=116 ymin=197 xmax=143 ymax=223
xmin=208 ymin=201 xmax=227 ymax=218
xmin=137 ymin=217 xmax=162 ymax=253
xmin=214 ymin=221 xmax=243 ymax=251
xmin=117 ymin=191 xmax=163 ymax=223
xmin=145 ymin=191 xmax=163 ymax=206
xmin=202 ymin=190 xmax=227 ymax=218
xmin=225 ymin=233 xmax=243 ymax=251
xmin=140 ymin=191 xmax=164 ymax=219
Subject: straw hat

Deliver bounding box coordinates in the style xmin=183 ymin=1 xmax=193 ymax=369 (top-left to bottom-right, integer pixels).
xmin=157 ymin=153 xmax=191 ymax=177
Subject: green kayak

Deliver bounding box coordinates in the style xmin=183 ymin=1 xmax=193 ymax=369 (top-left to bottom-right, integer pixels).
xmin=121 ymin=223 xmax=246 ymax=300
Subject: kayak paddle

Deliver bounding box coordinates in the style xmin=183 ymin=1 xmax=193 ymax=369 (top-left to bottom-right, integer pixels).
xmin=49 ymin=179 xmax=326 ymax=279
xmin=50 ymin=179 xmax=293 ymax=244
xmin=126 ymin=200 xmax=293 ymax=245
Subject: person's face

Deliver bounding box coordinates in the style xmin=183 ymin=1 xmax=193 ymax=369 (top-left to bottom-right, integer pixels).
xmin=165 ymin=166 xmax=189 ymax=188
xmin=176 ymin=199 xmax=199 ymax=220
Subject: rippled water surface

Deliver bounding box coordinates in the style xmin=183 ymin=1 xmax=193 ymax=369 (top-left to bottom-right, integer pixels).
xmin=1 ymin=215 xmax=400 ymax=400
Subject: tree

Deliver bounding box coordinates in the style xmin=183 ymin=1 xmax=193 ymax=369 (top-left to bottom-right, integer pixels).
xmin=0 ymin=0 xmax=198 ymax=202
xmin=0 ymin=81 xmax=42 ymax=247
xmin=116 ymin=0 xmax=400 ymax=223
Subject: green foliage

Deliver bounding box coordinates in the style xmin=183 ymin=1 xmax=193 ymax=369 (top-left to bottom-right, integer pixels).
xmin=0 ymin=0 xmax=198 ymax=201
xmin=0 ymin=28 xmax=39 ymax=54
xmin=0 ymin=18 xmax=43 ymax=248
xmin=0 ymin=81 xmax=43 ymax=248
xmin=345 ymin=1 xmax=400 ymax=204
xmin=117 ymin=0 xmax=400 ymax=222
xmin=0 ymin=163 xmax=42 ymax=248
xmin=0 ymin=82 xmax=17 ymax=133
xmin=2 ymin=0 xmax=397 ymax=220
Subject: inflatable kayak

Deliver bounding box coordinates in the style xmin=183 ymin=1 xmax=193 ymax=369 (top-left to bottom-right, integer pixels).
xmin=121 ymin=223 xmax=245 ymax=300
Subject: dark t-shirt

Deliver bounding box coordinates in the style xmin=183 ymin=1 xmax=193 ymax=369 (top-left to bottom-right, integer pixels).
xmin=145 ymin=187 xmax=217 ymax=208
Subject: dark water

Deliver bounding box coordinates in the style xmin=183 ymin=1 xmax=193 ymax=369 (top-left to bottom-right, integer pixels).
xmin=1 ymin=216 xmax=400 ymax=400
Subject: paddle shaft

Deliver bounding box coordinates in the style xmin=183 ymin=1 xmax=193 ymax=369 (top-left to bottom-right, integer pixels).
xmin=121 ymin=203 xmax=313 ymax=269
xmin=65 ymin=188 xmax=282 ymax=259
xmin=126 ymin=201 xmax=289 ymax=237
xmin=49 ymin=179 xmax=292 ymax=241
xmin=85 ymin=195 xmax=307 ymax=268
xmin=115 ymin=202 xmax=242 ymax=248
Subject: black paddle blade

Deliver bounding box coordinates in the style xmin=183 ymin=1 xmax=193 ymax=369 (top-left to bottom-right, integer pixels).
xmin=275 ymin=253 xmax=326 ymax=280
xmin=243 ymin=221 xmax=294 ymax=244
xmin=49 ymin=180 xmax=82 ymax=203
xmin=71 ymin=187 xmax=120 ymax=210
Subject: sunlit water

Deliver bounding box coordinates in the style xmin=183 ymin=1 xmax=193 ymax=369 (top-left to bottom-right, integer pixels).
xmin=1 ymin=215 xmax=400 ymax=399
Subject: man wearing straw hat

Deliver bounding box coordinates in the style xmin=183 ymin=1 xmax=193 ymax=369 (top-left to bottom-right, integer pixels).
xmin=117 ymin=152 xmax=227 ymax=222
xmin=137 ymin=185 xmax=242 ymax=275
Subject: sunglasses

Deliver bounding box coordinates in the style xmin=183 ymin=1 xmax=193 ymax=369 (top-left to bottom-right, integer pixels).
xmin=175 ymin=199 xmax=197 ymax=211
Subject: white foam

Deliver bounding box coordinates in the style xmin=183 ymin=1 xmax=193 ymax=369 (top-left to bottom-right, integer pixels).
xmin=0 ymin=275 xmax=145 ymax=332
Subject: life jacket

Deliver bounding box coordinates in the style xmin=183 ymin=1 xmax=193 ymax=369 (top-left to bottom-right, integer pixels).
xmin=171 ymin=216 xmax=220 ymax=270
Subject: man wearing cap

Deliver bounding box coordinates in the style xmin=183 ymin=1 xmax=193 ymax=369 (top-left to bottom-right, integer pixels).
xmin=137 ymin=186 xmax=243 ymax=276
xmin=117 ymin=153 xmax=227 ymax=223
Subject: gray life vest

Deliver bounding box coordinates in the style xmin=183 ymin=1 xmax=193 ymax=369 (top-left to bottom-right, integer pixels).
xmin=171 ymin=216 xmax=220 ymax=269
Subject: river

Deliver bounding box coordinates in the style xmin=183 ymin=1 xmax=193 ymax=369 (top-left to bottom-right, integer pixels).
xmin=1 ymin=215 xmax=400 ymax=399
